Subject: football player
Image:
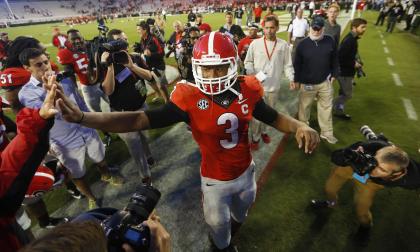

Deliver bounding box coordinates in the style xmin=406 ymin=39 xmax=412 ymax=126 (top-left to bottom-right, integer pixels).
xmin=57 ymin=29 xmax=108 ymax=113
xmin=55 ymin=32 xmax=320 ymax=251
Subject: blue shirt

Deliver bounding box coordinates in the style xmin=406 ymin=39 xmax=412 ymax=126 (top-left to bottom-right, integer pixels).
xmin=18 ymin=76 xmax=97 ymax=149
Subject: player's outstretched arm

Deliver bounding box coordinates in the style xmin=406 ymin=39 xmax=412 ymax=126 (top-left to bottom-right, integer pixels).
xmin=55 ymin=89 xmax=151 ymax=133
xmin=271 ymin=113 xmax=320 ymax=154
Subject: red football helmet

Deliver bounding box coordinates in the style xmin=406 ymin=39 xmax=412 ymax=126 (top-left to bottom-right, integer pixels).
xmin=25 ymin=166 xmax=55 ymax=198
xmin=192 ymin=31 xmax=238 ymax=95
xmin=0 ymin=67 xmax=31 ymax=88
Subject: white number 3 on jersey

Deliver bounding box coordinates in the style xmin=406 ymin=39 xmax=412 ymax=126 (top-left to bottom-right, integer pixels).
xmin=217 ymin=113 xmax=239 ymax=149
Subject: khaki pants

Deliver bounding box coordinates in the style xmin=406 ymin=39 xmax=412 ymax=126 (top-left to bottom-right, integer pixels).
xmin=298 ymin=80 xmax=334 ymax=136
xmin=325 ymin=166 xmax=384 ymax=227
xmin=250 ymin=91 xmax=278 ymax=141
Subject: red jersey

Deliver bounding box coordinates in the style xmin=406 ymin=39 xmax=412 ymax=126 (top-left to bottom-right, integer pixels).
xmin=57 ymin=48 xmax=90 ymax=85
xmin=52 ymin=34 xmax=68 ymax=48
xmin=0 ymin=67 xmax=31 ymax=88
xmin=254 ymin=7 xmax=263 ymax=18
xmin=238 ymin=36 xmax=260 ymax=60
xmin=171 ymin=76 xmax=264 ymax=181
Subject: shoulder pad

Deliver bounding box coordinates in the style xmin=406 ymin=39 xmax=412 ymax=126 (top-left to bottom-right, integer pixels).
xmin=0 ymin=67 xmax=31 ymax=87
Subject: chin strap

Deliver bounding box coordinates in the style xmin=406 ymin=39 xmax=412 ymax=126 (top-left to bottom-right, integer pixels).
xmin=228 ymin=87 xmax=243 ymax=101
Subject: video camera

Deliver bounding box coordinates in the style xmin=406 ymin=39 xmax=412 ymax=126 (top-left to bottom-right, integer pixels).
xmin=342 ymin=126 xmax=389 ymax=176
xmin=102 ymin=39 xmax=130 ymax=65
xmin=102 ymin=184 xmax=161 ymax=252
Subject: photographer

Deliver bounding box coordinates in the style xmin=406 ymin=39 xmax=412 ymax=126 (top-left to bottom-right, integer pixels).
xmin=333 ymin=18 xmax=367 ymax=120
xmin=311 ymin=128 xmax=420 ymax=245
xmin=136 ymin=21 xmax=170 ymax=103
xmin=0 ymin=82 xmax=57 ymax=252
xmin=168 ymin=26 xmax=199 ymax=83
xmin=100 ymin=29 xmax=155 ymax=185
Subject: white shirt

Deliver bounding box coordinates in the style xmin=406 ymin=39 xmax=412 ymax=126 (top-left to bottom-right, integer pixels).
xmin=309 ymin=1 xmax=315 ymax=9
xmin=288 ymin=17 xmax=309 ymax=39
xmin=244 ymin=37 xmax=294 ymax=92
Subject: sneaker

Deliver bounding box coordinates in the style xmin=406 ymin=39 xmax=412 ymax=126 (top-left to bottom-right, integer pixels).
xmin=142 ymin=176 xmax=152 ymax=186
xmin=310 ymin=199 xmax=334 ymax=209
xmin=250 ymin=140 xmax=259 ymax=151
xmin=261 ymin=133 xmax=271 ymax=144
xmin=333 ymin=110 xmax=351 ymax=120
xmin=40 ymin=217 xmax=69 ymax=229
xmin=102 ymin=174 xmax=124 ymax=186
xmin=67 ymin=188 xmax=84 ymax=199
xmin=320 ymin=134 xmax=338 ymax=144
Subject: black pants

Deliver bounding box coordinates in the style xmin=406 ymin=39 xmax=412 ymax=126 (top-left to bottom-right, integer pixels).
xmin=387 ymin=16 xmax=398 ymax=33
xmin=376 ymin=12 xmax=386 ymax=26
xmin=405 ymin=15 xmax=414 ymax=30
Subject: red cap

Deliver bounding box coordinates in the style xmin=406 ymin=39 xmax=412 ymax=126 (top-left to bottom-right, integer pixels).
xmin=25 ymin=166 xmax=55 ymax=198
xmin=199 ymin=23 xmax=212 ymax=33
xmin=0 ymin=67 xmax=31 ymax=88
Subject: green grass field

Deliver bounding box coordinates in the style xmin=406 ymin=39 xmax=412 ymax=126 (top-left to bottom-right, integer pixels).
xmin=235 ymin=11 xmax=420 ymax=252
xmin=3 ymin=10 xmax=420 ymax=251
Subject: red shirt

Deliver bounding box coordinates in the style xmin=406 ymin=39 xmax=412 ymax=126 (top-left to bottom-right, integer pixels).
xmin=170 ymin=76 xmax=264 ymax=180
xmin=57 ymin=48 xmax=90 ymax=85
xmin=238 ymin=36 xmax=261 ymax=60
xmin=254 ymin=7 xmax=263 ymax=17
xmin=52 ymin=34 xmax=68 ymax=48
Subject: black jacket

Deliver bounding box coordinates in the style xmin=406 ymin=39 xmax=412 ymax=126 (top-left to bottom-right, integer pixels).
xmin=338 ymin=32 xmax=359 ymax=77
xmin=294 ymin=35 xmax=339 ymax=84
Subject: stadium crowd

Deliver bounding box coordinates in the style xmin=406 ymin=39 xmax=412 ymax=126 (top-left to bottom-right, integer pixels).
xmin=0 ymin=0 xmax=419 ymax=251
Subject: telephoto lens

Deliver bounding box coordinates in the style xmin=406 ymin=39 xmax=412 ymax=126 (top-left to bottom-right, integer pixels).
xmin=360 ymin=125 xmax=377 ymax=140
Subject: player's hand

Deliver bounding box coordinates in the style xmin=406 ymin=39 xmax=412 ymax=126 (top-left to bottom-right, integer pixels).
xmin=289 ymin=81 xmax=300 ymax=90
xmin=143 ymin=213 xmax=171 ymax=252
xmin=295 ymin=124 xmax=319 ymax=154
xmin=101 ymin=51 xmax=110 ymax=64
xmin=55 ymin=90 xmax=84 ymax=123
xmin=39 ymin=83 xmax=59 ymax=119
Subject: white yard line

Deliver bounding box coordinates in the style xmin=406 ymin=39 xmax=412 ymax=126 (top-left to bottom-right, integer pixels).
xmin=392 ymin=73 xmax=403 ymax=86
xmin=402 ymin=98 xmax=418 ymax=121
xmin=381 ymin=40 xmax=386 ymax=45
xmin=384 ymin=47 xmax=389 ymax=54
xmin=387 ymin=57 xmax=395 ymax=66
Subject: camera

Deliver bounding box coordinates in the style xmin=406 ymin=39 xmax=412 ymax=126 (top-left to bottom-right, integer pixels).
xmin=102 ymin=39 xmax=130 ymax=65
xmin=102 ymin=184 xmax=161 ymax=252
xmin=356 ymin=60 xmax=366 ymax=78
xmin=340 ymin=126 xmax=391 ymax=176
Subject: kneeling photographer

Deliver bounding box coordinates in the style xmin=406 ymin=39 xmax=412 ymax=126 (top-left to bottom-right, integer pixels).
xmin=21 ymin=185 xmax=171 ymax=252
xmin=311 ymin=126 xmax=420 ymax=245
xmin=100 ymin=29 xmax=155 ymax=185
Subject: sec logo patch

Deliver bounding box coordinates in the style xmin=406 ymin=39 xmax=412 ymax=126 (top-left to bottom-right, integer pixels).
xmin=197 ymin=99 xmax=209 ymax=110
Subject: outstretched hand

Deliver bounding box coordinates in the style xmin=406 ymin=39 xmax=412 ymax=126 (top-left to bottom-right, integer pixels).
xmin=295 ymin=124 xmax=320 ymax=154
xmin=39 ymin=77 xmax=59 ymax=119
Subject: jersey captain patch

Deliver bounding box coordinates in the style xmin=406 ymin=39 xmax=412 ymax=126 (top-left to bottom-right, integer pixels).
xmin=197 ymin=98 xmax=209 ymax=110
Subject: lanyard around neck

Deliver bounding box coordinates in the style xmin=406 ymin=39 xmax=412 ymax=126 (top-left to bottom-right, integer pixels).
xmin=264 ymin=37 xmax=277 ymax=61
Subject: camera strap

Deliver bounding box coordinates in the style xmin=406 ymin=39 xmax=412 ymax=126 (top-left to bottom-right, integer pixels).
xmin=352 ymin=173 xmax=370 ymax=184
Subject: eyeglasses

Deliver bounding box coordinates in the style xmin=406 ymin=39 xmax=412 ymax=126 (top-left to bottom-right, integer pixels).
xmin=312 ymin=27 xmax=322 ymax=31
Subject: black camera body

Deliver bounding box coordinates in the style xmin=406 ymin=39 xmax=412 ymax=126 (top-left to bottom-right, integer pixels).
xmin=337 ymin=126 xmax=389 ymax=176
xmin=102 ymin=184 xmax=161 ymax=252
xmin=102 ymin=39 xmax=129 ymax=65
xmin=356 ymin=60 xmax=366 ymax=78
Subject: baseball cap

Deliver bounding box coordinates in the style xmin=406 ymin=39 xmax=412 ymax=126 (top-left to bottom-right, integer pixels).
xmin=0 ymin=32 xmax=8 ymax=36
xmin=248 ymin=23 xmax=259 ymax=29
xmin=311 ymin=16 xmax=325 ymax=30
xmin=199 ymin=23 xmax=212 ymax=33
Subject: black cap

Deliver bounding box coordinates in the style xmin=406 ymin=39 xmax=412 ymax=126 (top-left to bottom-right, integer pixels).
xmin=311 ymin=16 xmax=325 ymax=30
xmin=248 ymin=23 xmax=259 ymax=29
